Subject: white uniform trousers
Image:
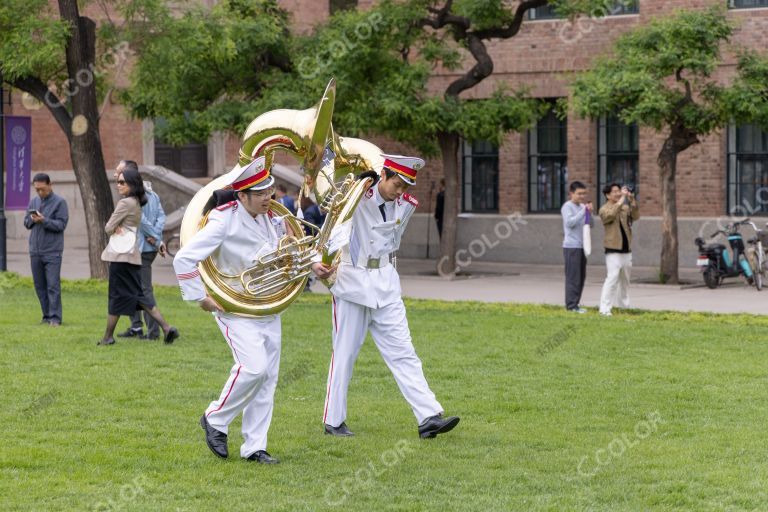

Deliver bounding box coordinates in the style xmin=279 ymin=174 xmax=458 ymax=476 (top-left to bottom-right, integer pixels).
xmin=322 ymin=296 xmax=442 ymax=427
xmin=205 ymin=313 xmax=281 ymax=458
xmin=600 ymin=252 xmax=632 ymax=314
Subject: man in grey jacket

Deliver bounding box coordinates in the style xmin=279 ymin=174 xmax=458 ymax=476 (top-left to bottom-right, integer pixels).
xmin=561 ymin=181 xmax=592 ymax=313
xmin=24 ymin=173 xmax=69 ymax=326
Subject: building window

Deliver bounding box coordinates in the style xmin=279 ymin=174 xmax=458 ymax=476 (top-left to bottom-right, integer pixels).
xmin=529 ymin=0 xmax=638 ymax=19
xmin=462 ymin=139 xmax=499 ymax=213
xmin=729 ymin=0 xmax=768 ymax=9
xmin=330 ymin=0 xmax=357 ymax=14
xmin=153 ymin=118 xmax=208 ymax=178
xmin=528 ymin=4 xmax=560 ymax=19
xmin=727 ymin=124 xmax=768 ymax=216
xmin=529 ymin=104 xmax=567 ymax=213
xmin=598 ymin=115 xmax=639 ymax=207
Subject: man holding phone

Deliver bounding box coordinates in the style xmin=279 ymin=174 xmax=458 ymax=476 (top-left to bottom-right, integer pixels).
xmin=24 ymin=173 xmax=69 ymax=326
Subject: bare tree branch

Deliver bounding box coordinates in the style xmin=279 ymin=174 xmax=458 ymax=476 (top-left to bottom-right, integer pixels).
xmin=418 ymin=0 xmax=548 ymax=99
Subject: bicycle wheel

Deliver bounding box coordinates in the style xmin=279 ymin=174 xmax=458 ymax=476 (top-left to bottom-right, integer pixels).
xmin=746 ymin=246 xmax=762 ymax=291
xmin=165 ymin=234 xmax=181 ymax=257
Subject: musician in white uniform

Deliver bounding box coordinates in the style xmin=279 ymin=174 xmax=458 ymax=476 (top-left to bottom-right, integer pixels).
xmin=173 ymin=157 xmax=292 ymax=464
xmin=321 ymin=154 xmax=460 ymax=439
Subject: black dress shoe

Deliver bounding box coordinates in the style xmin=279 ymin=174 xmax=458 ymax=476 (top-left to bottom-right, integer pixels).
xmin=418 ymin=414 xmax=460 ymax=439
xmin=164 ymin=327 xmax=179 ymax=344
xmin=200 ymin=414 xmax=228 ymax=459
xmin=97 ymin=337 xmax=116 ymax=346
xmin=324 ymin=422 xmax=354 ymax=437
xmin=117 ymin=328 xmax=143 ymax=338
xmin=245 ymin=450 xmax=279 ymax=464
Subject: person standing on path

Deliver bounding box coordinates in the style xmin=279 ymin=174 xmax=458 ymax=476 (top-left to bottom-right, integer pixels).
xmin=598 ymin=183 xmax=640 ymax=316
xmin=561 ymin=180 xmax=592 ymax=313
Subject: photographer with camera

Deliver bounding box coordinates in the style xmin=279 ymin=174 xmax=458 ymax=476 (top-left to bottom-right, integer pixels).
xmin=598 ymin=183 xmax=640 ymax=316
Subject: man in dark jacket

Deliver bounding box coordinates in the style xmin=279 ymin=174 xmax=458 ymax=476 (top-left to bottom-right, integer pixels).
xmin=24 ymin=173 xmax=69 ymax=326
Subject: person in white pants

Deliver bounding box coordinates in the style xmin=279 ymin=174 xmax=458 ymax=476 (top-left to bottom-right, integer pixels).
xmin=598 ymin=183 xmax=640 ymax=316
xmin=174 ymin=157 xmax=318 ymax=464
xmin=320 ymin=154 xmax=460 ymax=439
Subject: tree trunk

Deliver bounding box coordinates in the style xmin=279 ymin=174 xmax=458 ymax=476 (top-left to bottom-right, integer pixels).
xmin=59 ymin=1 xmax=113 ymax=278
xmin=657 ymin=137 xmax=679 ymax=284
xmin=437 ymin=131 xmax=459 ymax=278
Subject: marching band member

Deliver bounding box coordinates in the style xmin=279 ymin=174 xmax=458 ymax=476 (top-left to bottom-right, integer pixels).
xmin=174 ymin=157 xmax=308 ymax=464
xmin=321 ymin=154 xmax=460 ymax=439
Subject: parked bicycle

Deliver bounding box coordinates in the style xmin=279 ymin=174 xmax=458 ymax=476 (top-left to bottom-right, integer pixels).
xmin=744 ymin=220 xmax=767 ymax=291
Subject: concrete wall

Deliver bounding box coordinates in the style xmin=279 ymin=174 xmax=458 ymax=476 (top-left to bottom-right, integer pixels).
xmin=7 ymin=168 xmax=762 ymax=270
xmin=399 ymin=213 xmax=762 ymax=269
xmin=4 ymin=166 xmax=201 ymax=244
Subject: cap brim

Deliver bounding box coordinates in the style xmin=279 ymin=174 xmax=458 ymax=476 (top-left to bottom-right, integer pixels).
xmin=245 ymin=175 xmax=275 ymax=191
xmin=397 ymin=173 xmax=415 ymax=186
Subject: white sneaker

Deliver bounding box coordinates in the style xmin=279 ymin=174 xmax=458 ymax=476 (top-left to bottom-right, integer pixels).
xmin=600 ymin=311 xmax=612 ymax=317
xmin=569 ymin=307 xmax=587 ymax=314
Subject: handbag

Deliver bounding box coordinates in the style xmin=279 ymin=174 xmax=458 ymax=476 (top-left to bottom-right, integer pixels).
xmin=108 ymin=227 xmax=137 ymax=254
xmin=583 ymin=209 xmax=592 ymax=257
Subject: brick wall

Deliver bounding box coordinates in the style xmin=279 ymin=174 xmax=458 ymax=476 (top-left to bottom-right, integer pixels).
xmin=12 ymin=0 xmax=768 ymax=222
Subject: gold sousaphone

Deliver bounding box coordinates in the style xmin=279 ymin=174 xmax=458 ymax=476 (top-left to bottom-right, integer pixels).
xmin=179 ymin=79 xmax=382 ymax=316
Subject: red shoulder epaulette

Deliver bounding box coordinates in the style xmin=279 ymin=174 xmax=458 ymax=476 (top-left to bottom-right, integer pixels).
xmin=402 ymin=193 xmax=418 ymax=207
xmin=215 ymin=200 xmax=237 ymax=211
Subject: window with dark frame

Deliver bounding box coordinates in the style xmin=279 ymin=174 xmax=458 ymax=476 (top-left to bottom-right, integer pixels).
xmin=729 ymin=0 xmax=768 ymax=9
xmin=528 ymin=104 xmax=568 ymax=213
xmin=727 ymin=123 xmax=768 ymax=216
xmin=528 ymin=0 xmax=638 ymax=20
xmin=330 ymin=0 xmax=358 ymax=15
xmin=597 ymin=115 xmax=639 ymax=208
xmin=153 ymin=118 xmax=208 ymax=178
xmin=461 ymin=139 xmax=499 ymax=213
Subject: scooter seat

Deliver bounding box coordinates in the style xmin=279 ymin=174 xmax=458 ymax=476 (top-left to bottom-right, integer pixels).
xmin=703 ymin=243 xmax=726 ymax=253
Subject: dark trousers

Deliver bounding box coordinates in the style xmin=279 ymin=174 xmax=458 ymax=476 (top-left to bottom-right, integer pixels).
xmin=30 ymin=252 xmax=63 ymax=323
xmin=130 ymin=251 xmax=159 ymax=337
xmin=564 ymin=248 xmax=587 ymax=310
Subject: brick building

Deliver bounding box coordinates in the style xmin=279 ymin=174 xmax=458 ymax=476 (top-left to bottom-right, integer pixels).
xmin=5 ymin=0 xmax=768 ymax=267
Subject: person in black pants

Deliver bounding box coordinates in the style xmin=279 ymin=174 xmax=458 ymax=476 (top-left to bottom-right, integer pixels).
xmin=24 ymin=173 xmax=69 ymax=326
xmin=560 ymin=181 xmax=592 ymax=313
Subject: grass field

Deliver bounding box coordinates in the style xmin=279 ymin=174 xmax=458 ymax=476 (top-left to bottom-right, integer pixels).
xmin=1 ymin=274 xmax=767 ymax=511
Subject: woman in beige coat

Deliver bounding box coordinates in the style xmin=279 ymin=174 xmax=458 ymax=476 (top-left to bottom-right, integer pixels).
xmin=98 ymin=167 xmax=178 ymax=345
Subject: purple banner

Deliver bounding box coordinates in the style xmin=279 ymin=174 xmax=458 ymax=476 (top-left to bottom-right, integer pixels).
xmin=4 ymin=116 xmax=32 ymax=210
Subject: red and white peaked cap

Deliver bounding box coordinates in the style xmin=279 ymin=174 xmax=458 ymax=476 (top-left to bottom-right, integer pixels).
xmin=230 ymin=156 xmax=275 ymax=192
xmin=381 ymin=153 xmax=424 ymax=186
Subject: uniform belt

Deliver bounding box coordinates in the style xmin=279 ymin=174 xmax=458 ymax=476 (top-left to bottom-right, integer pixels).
xmin=341 ymin=254 xmax=390 ymax=269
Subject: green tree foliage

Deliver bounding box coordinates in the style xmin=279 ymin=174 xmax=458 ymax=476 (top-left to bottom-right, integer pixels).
xmin=123 ymin=0 xmax=292 ymax=145
xmin=569 ymin=7 xmax=768 ymax=283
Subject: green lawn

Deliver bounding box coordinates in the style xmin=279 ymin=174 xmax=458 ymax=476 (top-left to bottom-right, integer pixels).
xmin=1 ymin=275 xmax=767 ymax=511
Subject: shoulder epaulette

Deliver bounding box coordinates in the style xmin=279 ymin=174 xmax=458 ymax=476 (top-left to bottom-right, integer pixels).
xmin=402 ymin=193 xmax=418 ymax=207
xmin=215 ymin=200 xmax=237 ymax=212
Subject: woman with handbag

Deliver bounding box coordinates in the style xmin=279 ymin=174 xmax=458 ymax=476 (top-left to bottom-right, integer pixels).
xmin=98 ymin=167 xmax=179 ymax=346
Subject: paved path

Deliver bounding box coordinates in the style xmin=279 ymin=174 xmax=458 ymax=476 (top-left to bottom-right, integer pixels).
xmin=6 ymin=238 xmax=766 ymax=315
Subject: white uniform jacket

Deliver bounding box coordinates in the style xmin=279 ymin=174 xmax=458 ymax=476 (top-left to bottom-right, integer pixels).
xmin=330 ymin=185 xmax=418 ymax=309
xmin=173 ymin=200 xmax=285 ymax=306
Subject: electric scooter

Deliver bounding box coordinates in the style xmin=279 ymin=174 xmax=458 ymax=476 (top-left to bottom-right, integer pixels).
xmin=695 ymin=220 xmax=754 ymax=289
